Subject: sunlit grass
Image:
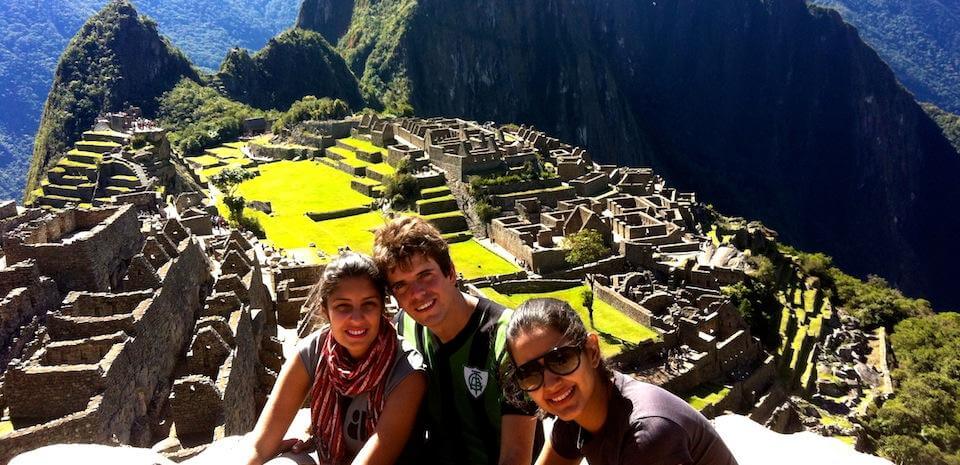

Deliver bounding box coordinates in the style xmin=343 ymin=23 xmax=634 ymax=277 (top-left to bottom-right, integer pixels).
xmin=448 ymin=239 xmax=521 ymax=280
xmin=479 ymin=284 xmax=658 ymax=356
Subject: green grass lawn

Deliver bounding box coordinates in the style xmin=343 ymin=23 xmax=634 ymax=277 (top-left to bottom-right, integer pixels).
xmin=219 ymin=160 xmax=377 ymax=263
xmin=340 ymin=137 xmax=387 ymax=154
xmin=448 ymin=239 xmax=521 ymax=280
xmin=187 ymin=154 xmax=223 ymax=167
xmin=479 ymin=284 xmax=658 ymax=356
xmin=235 ymin=160 xmax=371 ymax=215
xmin=686 ymin=384 xmax=732 ymax=411
xmin=0 ymin=420 xmax=13 ymax=436
xmin=206 ymin=146 xmax=244 ymax=159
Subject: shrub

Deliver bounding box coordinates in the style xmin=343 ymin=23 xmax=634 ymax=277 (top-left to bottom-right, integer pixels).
xmin=382 ymin=172 xmax=419 ymax=210
xmin=474 ymin=200 xmax=501 ymax=223
xmin=233 ymin=210 xmax=265 ymax=239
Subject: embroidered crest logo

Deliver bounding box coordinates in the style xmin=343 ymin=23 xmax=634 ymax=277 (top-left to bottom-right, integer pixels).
xmin=463 ymin=366 xmax=489 ymax=399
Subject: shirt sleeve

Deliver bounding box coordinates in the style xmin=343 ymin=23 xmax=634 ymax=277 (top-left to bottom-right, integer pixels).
xmin=550 ymin=419 xmax=585 ymax=460
xmin=297 ymin=329 xmax=325 ymax=385
xmin=627 ymin=416 xmax=693 ymax=465
xmin=384 ymin=336 xmax=427 ymax=396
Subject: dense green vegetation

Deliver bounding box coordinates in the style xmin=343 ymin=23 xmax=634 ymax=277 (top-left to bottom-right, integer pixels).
xmin=813 ymin=0 xmax=960 ymax=113
xmin=272 ymin=96 xmax=351 ymax=133
xmin=299 ymin=0 xmax=417 ymax=114
xmin=217 ymin=28 xmax=364 ymax=112
xmin=158 ymin=79 xmax=266 ymax=155
xmin=869 ymin=313 xmax=960 ymax=465
xmin=468 ymin=160 xmax=555 ymax=190
xmin=779 ymin=245 xmax=934 ymax=329
xmin=25 ymin=0 xmax=198 ymax=199
xmin=382 ymin=172 xmax=419 ymax=210
xmin=923 ymin=103 xmax=960 ymax=155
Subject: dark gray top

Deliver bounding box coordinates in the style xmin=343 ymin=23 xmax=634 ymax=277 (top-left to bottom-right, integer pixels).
xmin=297 ymin=327 xmax=425 ymax=454
xmin=552 ymin=371 xmax=738 ymax=465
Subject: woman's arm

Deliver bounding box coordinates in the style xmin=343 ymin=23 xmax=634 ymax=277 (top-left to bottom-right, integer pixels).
xmin=241 ymin=354 xmax=313 ymax=465
xmin=499 ymin=414 xmax=537 ymax=465
xmin=535 ymin=434 xmax=582 ymax=465
xmin=350 ymin=371 xmax=428 ymax=465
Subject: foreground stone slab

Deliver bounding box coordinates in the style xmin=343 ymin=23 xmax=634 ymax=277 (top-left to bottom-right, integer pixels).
xmin=713 ymin=414 xmax=892 ymax=465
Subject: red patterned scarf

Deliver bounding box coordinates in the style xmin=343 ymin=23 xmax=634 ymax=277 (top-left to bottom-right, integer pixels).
xmin=310 ymin=315 xmax=398 ymax=464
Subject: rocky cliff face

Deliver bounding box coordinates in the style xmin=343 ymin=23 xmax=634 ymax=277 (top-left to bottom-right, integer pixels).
xmin=25 ymin=0 xmax=197 ymax=198
xmin=216 ymin=28 xmax=364 ymax=111
xmin=300 ymin=0 xmax=960 ymax=308
xmin=296 ymin=0 xmax=355 ymax=44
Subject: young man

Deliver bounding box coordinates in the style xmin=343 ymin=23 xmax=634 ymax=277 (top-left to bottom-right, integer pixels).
xmin=374 ymin=216 xmax=537 ymax=465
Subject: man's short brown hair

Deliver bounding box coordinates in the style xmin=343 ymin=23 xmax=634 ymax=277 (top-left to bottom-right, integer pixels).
xmin=373 ymin=215 xmax=454 ymax=278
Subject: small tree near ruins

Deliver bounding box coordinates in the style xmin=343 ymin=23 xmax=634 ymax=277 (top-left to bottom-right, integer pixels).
xmin=564 ymin=228 xmax=608 ymax=266
xmin=211 ymin=167 xmax=256 ymax=220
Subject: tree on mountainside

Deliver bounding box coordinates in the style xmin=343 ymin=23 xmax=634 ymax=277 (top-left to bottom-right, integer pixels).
xmin=157 ymin=79 xmax=268 ymax=155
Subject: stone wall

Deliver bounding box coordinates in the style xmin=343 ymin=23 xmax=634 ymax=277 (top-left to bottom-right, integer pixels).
xmin=594 ymin=282 xmax=654 ymax=327
xmin=0 ymin=261 xmax=60 ymax=374
xmin=0 ymin=238 xmax=213 ymax=457
xmin=489 ymin=279 xmax=583 ymax=294
xmin=492 ymin=186 xmax=576 ymax=210
xmin=249 ymin=143 xmax=321 ymax=160
xmin=4 ymin=205 xmax=143 ymax=293
xmin=546 ymin=256 xmax=627 ymax=280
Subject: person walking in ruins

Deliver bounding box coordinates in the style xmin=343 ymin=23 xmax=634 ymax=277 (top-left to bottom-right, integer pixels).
xmin=373 ymin=216 xmax=537 ymax=465
xmin=503 ymin=298 xmax=738 ymax=465
xmin=239 ymin=252 xmax=427 ymax=465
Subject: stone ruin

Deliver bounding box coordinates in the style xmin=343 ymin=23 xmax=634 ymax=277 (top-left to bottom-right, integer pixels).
xmin=347 ymin=116 xmax=886 ymax=445
xmin=0 ymin=197 xmax=284 ymax=463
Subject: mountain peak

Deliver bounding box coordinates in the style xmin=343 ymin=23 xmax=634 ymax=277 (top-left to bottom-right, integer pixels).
xmin=24 ymin=0 xmax=198 ymax=200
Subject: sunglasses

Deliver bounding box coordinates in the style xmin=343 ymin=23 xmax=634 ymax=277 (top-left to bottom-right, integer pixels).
xmin=513 ymin=344 xmax=583 ymax=392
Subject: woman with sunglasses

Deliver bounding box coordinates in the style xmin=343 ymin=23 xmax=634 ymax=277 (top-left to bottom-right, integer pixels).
xmin=504 ymin=298 xmax=738 ymax=465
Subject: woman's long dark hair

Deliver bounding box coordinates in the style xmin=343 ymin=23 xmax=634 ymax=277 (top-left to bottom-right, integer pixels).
xmin=501 ymin=297 xmax=613 ymax=412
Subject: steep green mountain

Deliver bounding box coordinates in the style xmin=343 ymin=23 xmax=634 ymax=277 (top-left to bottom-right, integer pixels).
xmin=812 ymin=0 xmax=960 ymax=113
xmin=922 ymin=103 xmax=960 ymax=155
xmin=24 ymin=0 xmax=198 ymax=198
xmin=216 ymin=28 xmax=364 ymax=111
xmin=299 ymin=0 xmax=960 ymax=309
xmin=0 ymin=0 xmax=299 ymax=200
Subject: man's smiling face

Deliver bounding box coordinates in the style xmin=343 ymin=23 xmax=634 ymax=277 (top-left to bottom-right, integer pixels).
xmin=385 ymin=252 xmax=459 ymax=331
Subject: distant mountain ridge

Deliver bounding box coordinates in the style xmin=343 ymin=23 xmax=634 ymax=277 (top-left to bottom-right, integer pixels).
xmin=297 ymin=0 xmax=960 ymax=309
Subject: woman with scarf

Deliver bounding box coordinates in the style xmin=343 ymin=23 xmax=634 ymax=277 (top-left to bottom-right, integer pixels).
xmin=241 ymin=252 xmax=427 ymax=465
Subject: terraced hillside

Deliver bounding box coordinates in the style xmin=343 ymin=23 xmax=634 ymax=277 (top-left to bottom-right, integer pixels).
xmin=28 ymin=129 xmax=153 ymax=209
xmin=188 ymin=132 xmax=519 ymax=280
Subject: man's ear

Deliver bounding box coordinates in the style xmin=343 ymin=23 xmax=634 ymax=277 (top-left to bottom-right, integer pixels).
xmin=446 ymin=260 xmax=458 ymax=282
xmin=586 ymin=333 xmax=601 ymax=367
